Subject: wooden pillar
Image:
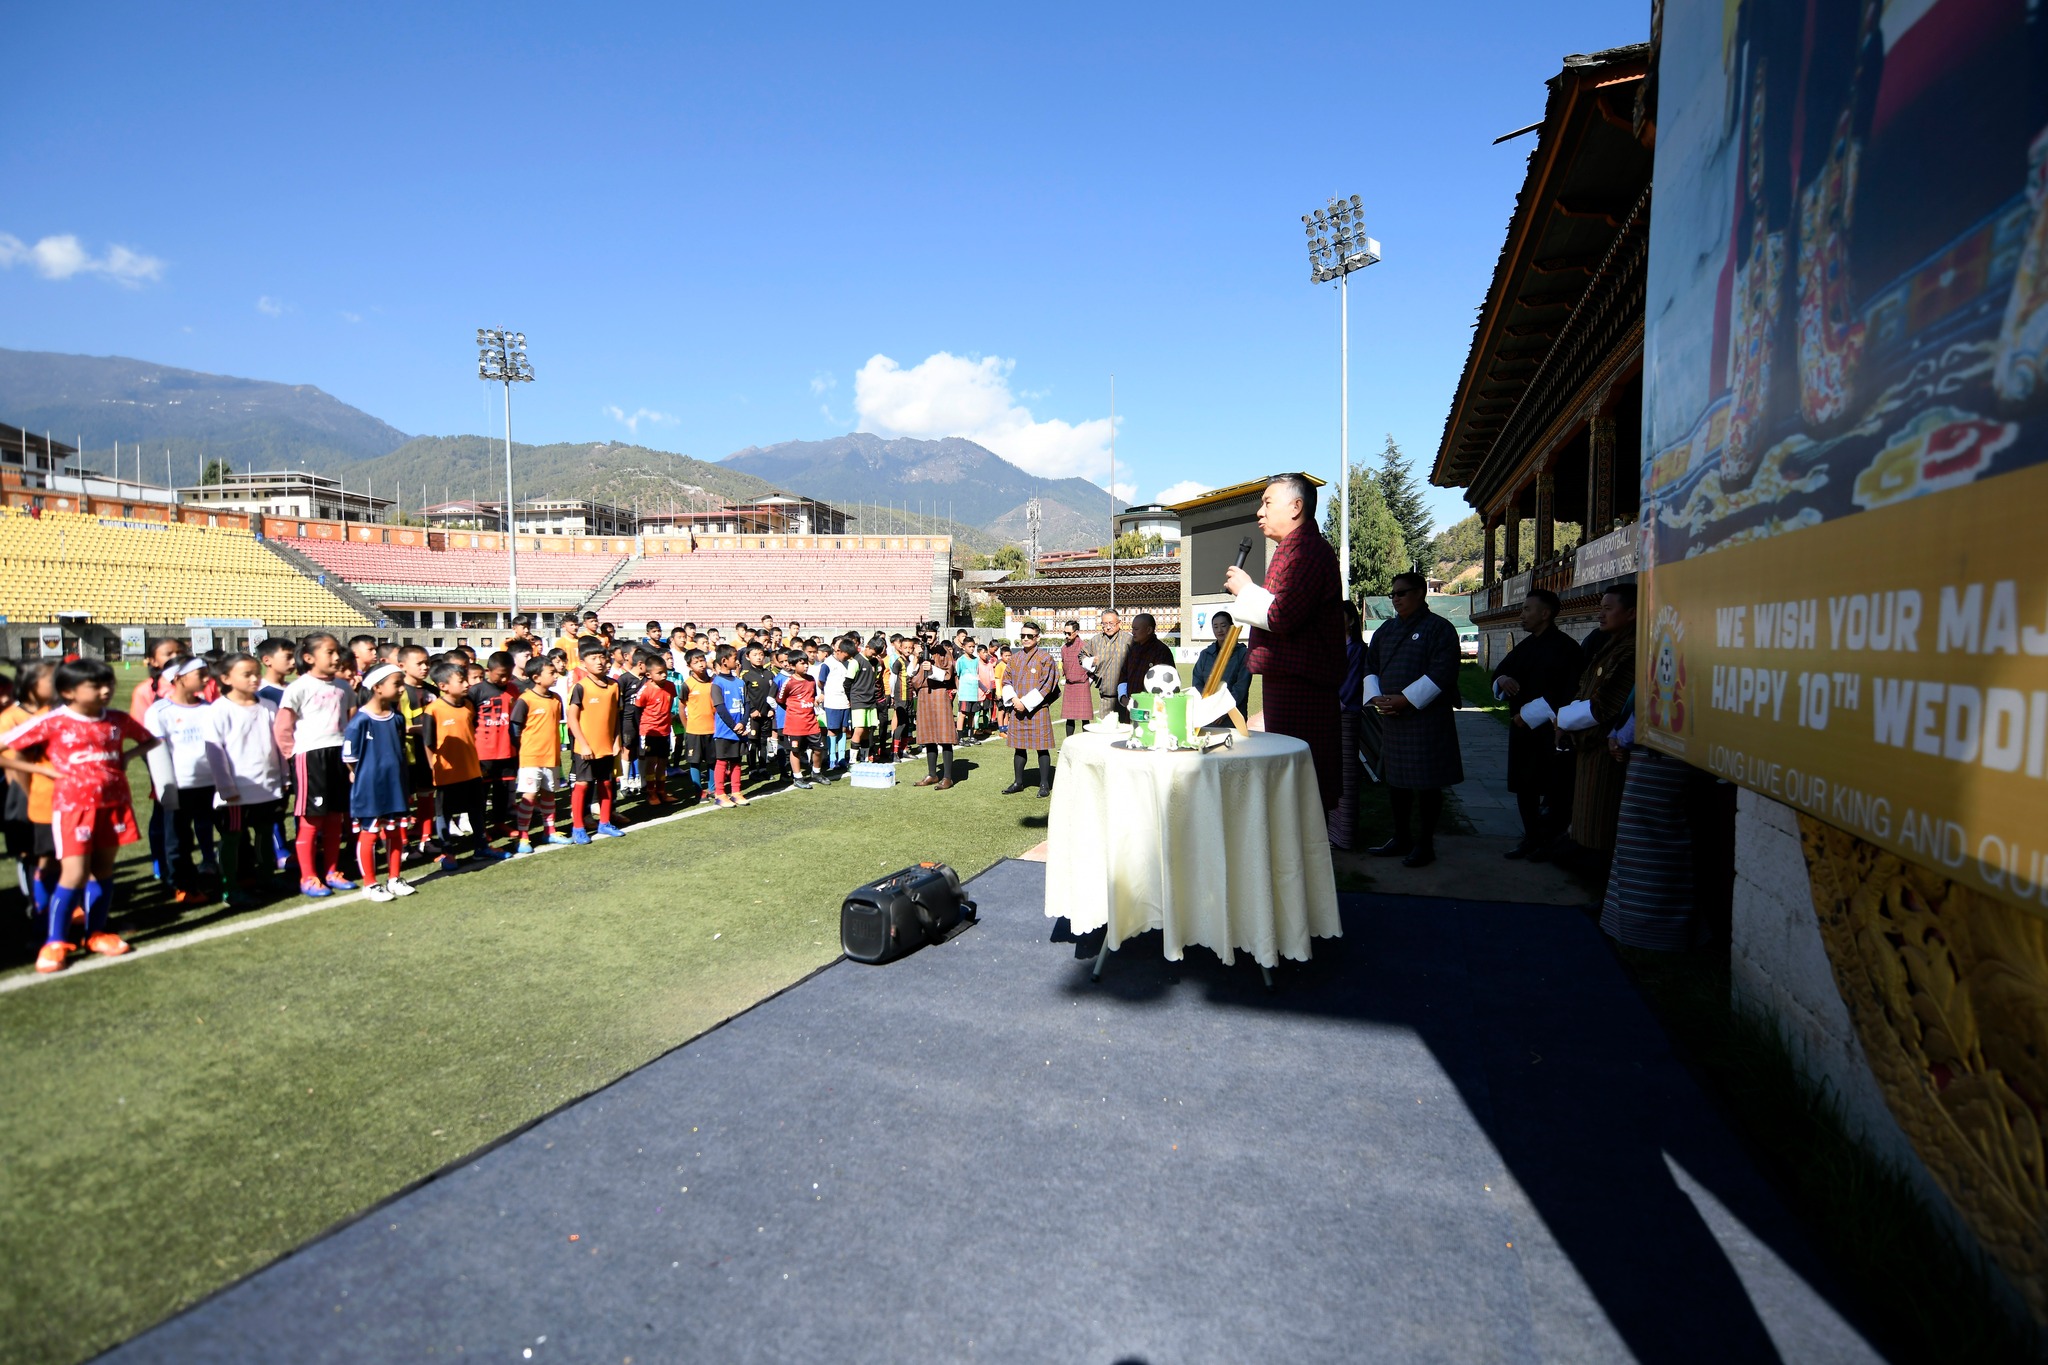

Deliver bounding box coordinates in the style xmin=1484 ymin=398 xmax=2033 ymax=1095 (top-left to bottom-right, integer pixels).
xmin=1503 ymin=502 xmax=1521 ymax=577
xmin=1534 ymin=469 xmax=1555 ymax=562
xmin=1483 ymin=515 xmax=1497 ymax=585
xmin=1589 ymin=409 xmax=1617 ymax=534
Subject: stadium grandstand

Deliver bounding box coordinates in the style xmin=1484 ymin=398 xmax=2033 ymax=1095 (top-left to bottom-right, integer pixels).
xmin=0 ymin=474 xmax=959 ymax=656
xmin=287 ymin=538 xmax=626 ymax=625
xmin=587 ymin=550 xmax=943 ymax=630
xmin=0 ymin=506 xmax=371 ymax=655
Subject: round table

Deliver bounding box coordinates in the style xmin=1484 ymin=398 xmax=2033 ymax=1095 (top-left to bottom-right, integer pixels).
xmin=1045 ymin=729 xmax=1341 ymax=972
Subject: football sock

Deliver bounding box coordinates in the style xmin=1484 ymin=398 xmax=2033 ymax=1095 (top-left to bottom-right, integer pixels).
xmin=83 ymin=877 xmax=110 ymax=935
xmin=47 ymin=883 xmax=78 ymax=946
xmin=220 ymin=831 xmax=241 ymax=896
xmin=357 ymin=831 xmax=380 ymax=884
xmin=598 ymin=785 xmax=614 ymax=824
xmin=296 ymin=819 xmax=320 ymax=883
xmin=386 ymin=837 xmax=403 ymax=882
xmin=31 ymin=866 xmax=51 ymax=917
xmin=571 ymin=782 xmax=590 ymax=831
xmin=322 ymin=815 xmax=348 ymax=878
xmin=713 ymin=760 xmax=729 ymax=795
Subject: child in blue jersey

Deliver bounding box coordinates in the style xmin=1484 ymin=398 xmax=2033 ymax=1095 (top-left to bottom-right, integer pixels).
xmin=341 ymin=664 xmax=415 ymax=902
xmin=955 ymin=644 xmax=982 ymax=742
xmin=710 ymin=647 xmax=750 ymax=809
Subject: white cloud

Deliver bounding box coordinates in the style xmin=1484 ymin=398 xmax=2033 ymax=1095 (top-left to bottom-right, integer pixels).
xmin=340 ymin=310 xmax=362 ymax=323
xmin=0 ymin=232 xmax=164 ymax=286
xmin=853 ymin=351 xmax=1115 ymax=482
xmin=604 ymin=404 xmax=677 ymax=436
xmin=1156 ymin=479 xmax=1210 ymax=505
xmin=256 ymin=295 xmax=285 ymax=316
xmin=1111 ymin=482 xmax=1138 ymax=503
xmin=809 ymin=371 xmax=836 ymax=396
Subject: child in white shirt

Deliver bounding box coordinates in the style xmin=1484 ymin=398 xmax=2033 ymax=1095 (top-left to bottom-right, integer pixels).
xmin=204 ymin=653 xmax=285 ymax=908
xmin=144 ymin=657 xmax=217 ymax=903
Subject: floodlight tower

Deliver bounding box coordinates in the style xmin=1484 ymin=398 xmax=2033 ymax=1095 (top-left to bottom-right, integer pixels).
xmin=1302 ymin=195 xmax=1381 ymax=601
xmin=477 ymin=329 xmax=534 ymax=619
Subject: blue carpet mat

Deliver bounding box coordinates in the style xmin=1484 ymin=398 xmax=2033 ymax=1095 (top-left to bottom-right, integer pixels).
xmin=107 ymin=860 xmax=1887 ymax=1364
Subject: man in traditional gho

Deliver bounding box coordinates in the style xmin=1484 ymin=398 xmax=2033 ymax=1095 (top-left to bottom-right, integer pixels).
xmin=1223 ymin=473 xmax=1347 ymax=813
xmin=1361 ymin=571 xmax=1464 ymax=866
xmin=1000 ymin=623 xmax=1061 ymax=797
xmin=1088 ymin=609 xmax=1133 ymax=721
xmin=1555 ymin=584 xmax=1639 ymax=869
xmin=1490 ymin=587 xmax=1586 ymax=859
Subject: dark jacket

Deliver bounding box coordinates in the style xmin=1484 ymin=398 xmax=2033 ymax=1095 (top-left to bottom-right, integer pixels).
xmin=1192 ymin=639 xmax=1251 ymax=717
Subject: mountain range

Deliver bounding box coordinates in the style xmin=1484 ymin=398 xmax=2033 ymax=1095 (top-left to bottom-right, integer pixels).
xmin=0 ymin=347 xmax=1115 ymax=550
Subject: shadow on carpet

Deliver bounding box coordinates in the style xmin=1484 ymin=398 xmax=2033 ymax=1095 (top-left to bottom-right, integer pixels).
xmin=106 ymin=861 xmax=1888 ymax=1365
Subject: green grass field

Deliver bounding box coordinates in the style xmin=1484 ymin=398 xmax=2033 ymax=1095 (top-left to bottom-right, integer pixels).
xmin=0 ymin=706 xmax=1058 ymax=1365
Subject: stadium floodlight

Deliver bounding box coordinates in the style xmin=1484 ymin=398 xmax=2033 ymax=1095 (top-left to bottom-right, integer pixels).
xmin=1300 ymin=194 xmax=1381 ymax=600
xmin=476 ymin=327 xmax=535 ymax=618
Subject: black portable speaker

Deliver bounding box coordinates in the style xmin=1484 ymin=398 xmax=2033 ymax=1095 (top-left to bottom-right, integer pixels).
xmin=841 ymin=862 xmax=977 ymax=964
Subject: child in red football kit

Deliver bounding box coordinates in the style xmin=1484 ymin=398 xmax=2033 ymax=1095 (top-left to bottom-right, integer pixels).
xmin=0 ymin=658 xmax=158 ymax=973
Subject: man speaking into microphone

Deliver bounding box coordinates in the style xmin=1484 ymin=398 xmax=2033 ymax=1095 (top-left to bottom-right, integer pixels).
xmin=1222 ymin=473 xmax=1347 ymax=811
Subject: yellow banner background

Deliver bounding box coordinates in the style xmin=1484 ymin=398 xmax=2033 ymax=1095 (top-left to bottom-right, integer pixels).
xmin=1640 ymin=461 xmax=2048 ymax=916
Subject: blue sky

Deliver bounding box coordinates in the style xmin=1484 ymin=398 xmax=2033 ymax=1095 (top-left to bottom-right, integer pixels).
xmin=3 ymin=2 xmax=1647 ymax=535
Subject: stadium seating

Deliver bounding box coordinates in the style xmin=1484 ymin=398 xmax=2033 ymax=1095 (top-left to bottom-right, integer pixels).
xmin=291 ymin=540 xmax=625 ymax=608
xmin=588 ymin=551 xmax=936 ymax=631
xmin=0 ymin=508 xmax=371 ymax=627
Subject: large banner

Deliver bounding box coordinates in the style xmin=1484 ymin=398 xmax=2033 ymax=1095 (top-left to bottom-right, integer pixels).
xmin=1641 ymin=0 xmax=2048 ymax=913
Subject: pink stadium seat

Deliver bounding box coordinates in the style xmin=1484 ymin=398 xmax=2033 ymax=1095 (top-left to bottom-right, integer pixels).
xmin=293 ymin=541 xmax=625 ymax=604
xmin=587 ymin=552 xmax=935 ymax=631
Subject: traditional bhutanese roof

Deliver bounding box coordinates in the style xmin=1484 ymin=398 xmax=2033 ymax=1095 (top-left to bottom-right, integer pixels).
xmin=1166 ymin=473 xmax=1325 ymax=515
xmin=988 ymin=572 xmax=1181 ymax=606
xmin=1432 ymin=44 xmax=1651 ymax=493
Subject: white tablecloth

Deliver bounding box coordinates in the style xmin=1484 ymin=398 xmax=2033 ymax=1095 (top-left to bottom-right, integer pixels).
xmin=1045 ymin=731 xmax=1341 ymax=968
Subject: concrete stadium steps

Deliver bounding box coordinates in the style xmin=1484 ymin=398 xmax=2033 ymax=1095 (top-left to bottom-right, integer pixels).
xmin=586 ymin=550 xmax=939 ymax=631
xmin=291 ymin=540 xmax=627 ymax=605
xmin=0 ymin=508 xmax=372 ymax=628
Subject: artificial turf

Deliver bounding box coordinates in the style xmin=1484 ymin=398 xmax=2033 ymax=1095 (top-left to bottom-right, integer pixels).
xmin=0 ymin=730 xmax=1057 ymax=1365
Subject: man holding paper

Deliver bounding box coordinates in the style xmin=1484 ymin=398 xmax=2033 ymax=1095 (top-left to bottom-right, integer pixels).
xmin=1490 ymin=587 xmax=1586 ymax=860
xmin=1222 ymin=473 xmax=1347 ymax=811
xmin=1087 ymin=610 xmax=1133 ymax=719
xmin=1000 ymin=624 xmax=1061 ymax=797
xmin=1360 ymin=571 xmax=1464 ymax=866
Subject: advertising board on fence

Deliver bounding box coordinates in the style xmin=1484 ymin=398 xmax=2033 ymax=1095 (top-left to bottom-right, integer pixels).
xmin=1641 ymin=0 xmax=2048 ymax=913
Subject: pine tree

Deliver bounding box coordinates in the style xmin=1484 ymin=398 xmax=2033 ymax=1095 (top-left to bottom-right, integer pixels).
xmin=1322 ymin=466 xmax=1407 ymax=599
xmin=1373 ymin=434 xmax=1431 ymax=563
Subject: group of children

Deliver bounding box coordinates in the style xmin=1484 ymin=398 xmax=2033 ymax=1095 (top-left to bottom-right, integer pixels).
xmin=0 ymin=614 xmax=1035 ymax=975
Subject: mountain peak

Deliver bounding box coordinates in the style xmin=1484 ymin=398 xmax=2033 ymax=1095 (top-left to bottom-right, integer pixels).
xmin=720 ymin=433 xmax=1121 ymax=549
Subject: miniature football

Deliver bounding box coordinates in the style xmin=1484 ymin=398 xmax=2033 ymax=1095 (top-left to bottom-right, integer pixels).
xmin=1143 ymin=663 xmax=1182 ymax=695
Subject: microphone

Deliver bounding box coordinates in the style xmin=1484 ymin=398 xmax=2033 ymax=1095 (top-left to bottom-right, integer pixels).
xmin=1234 ymin=536 xmax=1253 ymax=571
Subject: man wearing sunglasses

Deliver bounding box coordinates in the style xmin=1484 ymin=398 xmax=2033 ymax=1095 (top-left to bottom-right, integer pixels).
xmin=1222 ymin=473 xmax=1348 ymax=814
xmin=1360 ymin=571 xmax=1464 ymax=866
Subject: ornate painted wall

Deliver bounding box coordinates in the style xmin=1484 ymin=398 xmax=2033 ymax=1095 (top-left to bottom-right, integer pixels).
xmin=1801 ymin=814 xmax=2048 ymax=1318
